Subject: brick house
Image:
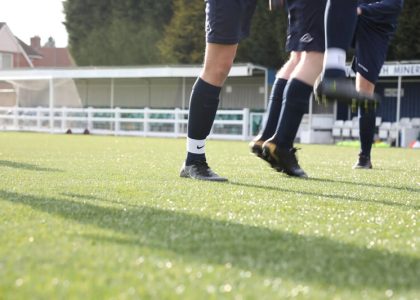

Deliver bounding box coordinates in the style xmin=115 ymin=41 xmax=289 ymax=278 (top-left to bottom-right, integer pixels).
xmin=0 ymin=22 xmax=74 ymax=69
xmin=30 ymin=36 xmax=74 ymax=68
xmin=0 ymin=22 xmax=75 ymax=106
xmin=0 ymin=22 xmax=39 ymax=68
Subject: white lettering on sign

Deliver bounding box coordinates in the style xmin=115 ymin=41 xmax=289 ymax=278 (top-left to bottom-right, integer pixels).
xmin=380 ymin=64 xmax=420 ymax=77
xmin=384 ymin=88 xmax=404 ymax=97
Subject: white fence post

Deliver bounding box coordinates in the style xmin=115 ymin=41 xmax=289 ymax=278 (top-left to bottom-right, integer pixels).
xmin=13 ymin=106 xmax=18 ymax=130
xmin=36 ymin=107 xmax=42 ymax=130
xmin=87 ymin=107 xmax=93 ymax=132
xmin=249 ymin=113 xmax=254 ymax=139
xmin=243 ymin=108 xmax=250 ymax=141
xmin=115 ymin=107 xmax=121 ymax=135
xmin=49 ymin=78 xmax=54 ymax=133
xmin=61 ymin=107 xmax=67 ymax=132
xmin=174 ymin=108 xmax=180 ymax=137
xmin=144 ymin=107 xmax=149 ymax=137
xmin=49 ymin=109 xmax=55 ymax=133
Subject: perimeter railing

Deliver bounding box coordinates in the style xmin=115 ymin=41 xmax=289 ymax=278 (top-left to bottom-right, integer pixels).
xmin=0 ymin=107 xmax=265 ymax=141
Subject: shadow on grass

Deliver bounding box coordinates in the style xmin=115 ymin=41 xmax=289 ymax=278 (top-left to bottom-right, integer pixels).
xmin=61 ymin=192 xmax=142 ymax=209
xmin=61 ymin=193 xmax=102 ymax=201
xmin=229 ymin=181 xmax=420 ymax=211
xmin=0 ymin=160 xmax=62 ymax=172
xmin=1 ymin=190 xmax=419 ymax=292
xmin=307 ymin=177 xmax=420 ymax=194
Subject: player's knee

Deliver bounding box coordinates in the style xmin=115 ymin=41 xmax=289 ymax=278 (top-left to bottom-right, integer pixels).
xmin=213 ymin=61 xmax=232 ymax=79
xmin=356 ymin=74 xmax=375 ymax=95
xmin=202 ymin=62 xmax=232 ymax=86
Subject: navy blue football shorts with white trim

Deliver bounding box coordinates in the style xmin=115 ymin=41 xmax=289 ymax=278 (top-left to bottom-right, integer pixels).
xmin=352 ymin=16 xmax=393 ymax=84
xmin=205 ymin=0 xmax=257 ymax=45
xmin=286 ymin=0 xmax=327 ymax=52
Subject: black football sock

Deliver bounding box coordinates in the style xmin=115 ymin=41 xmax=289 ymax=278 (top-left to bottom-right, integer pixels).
xmin=270 ymin=79 xmax=312 ymax=149
xmin=186 ymin=77 xmax=221 ymax=166
xmin=259 ymin=78 xmax=288 ymax=141
xmin=359 ymin=105 xmax=376 ymax=157
xmin=324 ymin=68 xmax=347 ymax=79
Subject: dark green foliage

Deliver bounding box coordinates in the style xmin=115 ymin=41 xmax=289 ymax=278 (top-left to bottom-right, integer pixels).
xmin=63 ymin=0 xmax=173 ymax=66
xmin=63 ymin=0 xmax=418 ymax=67
xmin=158 ymin=0 xmax=206 ymax=64
xmin=236 ymin=2 xmax=289 ymax=69
xmin=388 ymin=1 xmax=420 ymax=60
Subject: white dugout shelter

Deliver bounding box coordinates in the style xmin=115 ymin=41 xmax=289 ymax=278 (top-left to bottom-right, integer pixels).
xmin=0 ymin=64 xmax=268 ymax=110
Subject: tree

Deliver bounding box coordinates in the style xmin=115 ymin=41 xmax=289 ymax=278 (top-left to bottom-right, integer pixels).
xmin=236 ymin=2 xmax=289 ymax=69
xmin=158 ymin=0 xmax=206 ymax=64
xmin=388 ymin=1 xmax=420 ymax=60
xmin=63 ymin=0 xmax=173 ymax=66
xmin=64 ymin=0 xmax=419 ymax=68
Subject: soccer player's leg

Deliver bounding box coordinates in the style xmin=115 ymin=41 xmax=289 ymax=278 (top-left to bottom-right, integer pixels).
xmin=180 ymin=43 xmax=236 ymax=182
xmin=315 ymin=0 xmax=379 ymax=105
xmin=353 ymin=74 xmax=375 ymax=169
xmin=263 ymin=51 xmax=324 ymax=178
xmin=249 ymin=52 xmax=301 ymax=169
xmin=260 ymin=0 xmax=325 ymax=178
xmin=180 ymin=0 xmax=257 ymax=182
xmin=352 ymin=16 xmax=390 ymax=170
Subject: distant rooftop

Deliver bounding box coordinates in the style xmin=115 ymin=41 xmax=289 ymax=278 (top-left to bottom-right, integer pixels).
xmin=16 ymin=37 xmax=42 ymax=58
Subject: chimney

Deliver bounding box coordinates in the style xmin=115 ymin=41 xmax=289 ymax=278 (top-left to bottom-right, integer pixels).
xmin=30 ymin=36 xmax=41 ymax=50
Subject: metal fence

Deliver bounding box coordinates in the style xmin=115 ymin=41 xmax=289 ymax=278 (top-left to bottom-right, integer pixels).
xmin=0 ymin=107 xmax=264 ymax=141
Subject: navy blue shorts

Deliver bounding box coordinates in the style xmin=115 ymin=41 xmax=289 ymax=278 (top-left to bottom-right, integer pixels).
xmin=286 ymin=0 xmax=327 ymax=52
xmin=205 ymin=0 xmax=257 ymax=45
xmin=352 ymin=16 xmax=393 ymax=84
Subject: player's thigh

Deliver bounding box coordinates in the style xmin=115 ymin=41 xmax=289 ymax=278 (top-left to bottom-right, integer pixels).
xmin=202 ymin=0 xmax=256 ymax=85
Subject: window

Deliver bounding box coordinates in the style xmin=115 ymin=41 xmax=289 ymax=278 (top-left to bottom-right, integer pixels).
xmin=0 ymin=53 xmax=13 ymax=69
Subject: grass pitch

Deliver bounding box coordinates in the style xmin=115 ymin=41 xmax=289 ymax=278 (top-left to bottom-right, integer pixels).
xmin=0 ymin=132 xmax=419 ymax=299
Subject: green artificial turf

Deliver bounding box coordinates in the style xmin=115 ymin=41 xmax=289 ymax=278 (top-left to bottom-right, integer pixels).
xmin=0 ymin=132 xmax=419 ymax=299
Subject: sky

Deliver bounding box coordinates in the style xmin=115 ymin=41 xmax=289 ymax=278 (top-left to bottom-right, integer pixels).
xmin=0 ymin=0 xmax=68 ymax=47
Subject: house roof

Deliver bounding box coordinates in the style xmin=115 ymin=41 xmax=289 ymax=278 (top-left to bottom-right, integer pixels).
xmin=16 ymin=37 xmax=42 ymax=58
xmin=0 ymin=22 xmax=5 ymax=29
